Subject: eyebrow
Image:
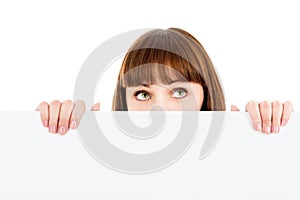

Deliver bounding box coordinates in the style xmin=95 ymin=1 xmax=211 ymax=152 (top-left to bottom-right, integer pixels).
xmin=140 ymin=80 xmax=187 ymax=87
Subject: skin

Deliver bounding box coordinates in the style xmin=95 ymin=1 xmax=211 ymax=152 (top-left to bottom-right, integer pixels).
xmin=126 ymin=81 xmax=204 ymax=111
xmin=245 ymin=100 xmax=293 ymax=133
xmin=36 ymin=81 xmax=294 ymax=135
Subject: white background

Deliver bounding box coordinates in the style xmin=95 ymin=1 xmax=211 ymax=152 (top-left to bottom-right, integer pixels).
xmin=1 ymin=0 xmax=299 ymax=111
xmin=1 ymin=1 xmax=300 ymax=199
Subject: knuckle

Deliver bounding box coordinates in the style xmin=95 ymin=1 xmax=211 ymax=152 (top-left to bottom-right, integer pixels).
xmin=253 ymin=118 xmax=261 ymax=124
xmin=246 ymin=100 xmax=258 ymax=111
xmin=283 ymin=101 xmax=294 ymax=112
xmin=272 ymin=120 xmax=281 ymax=126
xmin=282 ymin=117 xmax=289 ymax=121
xmin=63 ymin=100 xmax=73 ymax=106
xmin=48 ymin=119 xmax=58 ymax=125
xmin=260 ymin=101 xmax=271 ymax=108
xmin=283 ymin=101 xmax=293 ymax=107
xmin=50 ymin=100 xmax=61 ymax=107
xmin=76 ymin=100 xmax=85 ymax=104
xmin=40 ymin=101 xmax=49 ymax=107
xmin=76 ymin=100 xmax=86 ymax=110
xmin=41 ymin=113 xmax=48 ymax=120
xmin=247 ymin=100 xmax=258 ymax=107
xmin=262 ymin=119 xmax=272 ymax=125
xmin=272 ymin=117 xmax=281 ymax=123
xmin=272 ymin=100 xmax=282 ymax=107
xmin=58 ymin=118 xmax=69 ymax=125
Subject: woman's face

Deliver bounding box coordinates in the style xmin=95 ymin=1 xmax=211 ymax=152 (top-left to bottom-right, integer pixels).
xmin=126 ymin=81 xmax=204 ymax=111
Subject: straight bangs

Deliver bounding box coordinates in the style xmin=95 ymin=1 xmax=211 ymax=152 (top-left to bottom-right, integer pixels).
xmin=119 ymin=48 xmax=206 ymax=87
xmin=112 ymin=28 xmax=225 ymax=111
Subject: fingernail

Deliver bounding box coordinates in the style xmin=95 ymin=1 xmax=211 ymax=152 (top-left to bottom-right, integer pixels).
xmin=273 ymin=126 xmax=279 ymax=133
xmin=265 ymin=127 xmax=270 ymax=134
xmin=281 ymin=120 xmax=286 ymax=126
xmin=71 ymin=121 xmax=77 ymax=129
xmin=43 ymin=120 xmax=48 ymax=127
xmin=50 ymin=125 xmax=56 ymax=133
xmin=256 ymin=123 xmax=262 ymax=132
xmin=59 ymin=127 xmax=65 ymax=135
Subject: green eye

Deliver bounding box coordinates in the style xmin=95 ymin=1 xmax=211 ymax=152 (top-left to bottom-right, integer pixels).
xmin=136 ymin=91 xmax=150 ymax=101
xmin=172 ymin=89 xmax=187 ymax=98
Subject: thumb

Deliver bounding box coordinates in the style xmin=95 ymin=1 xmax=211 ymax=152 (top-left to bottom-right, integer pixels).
xmin=231 ymin=105 xmax=240 ymax=111
xmin=91 ymin=103 xmax=100 ymax=111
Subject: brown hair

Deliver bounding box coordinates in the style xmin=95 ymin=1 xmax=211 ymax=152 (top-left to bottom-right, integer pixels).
xmin=112 ymin=28 xmax=225 ymax=111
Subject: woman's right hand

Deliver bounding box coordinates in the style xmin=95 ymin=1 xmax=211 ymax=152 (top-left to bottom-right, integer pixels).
xmin=36 ymin=100 xmax=100 ymax=135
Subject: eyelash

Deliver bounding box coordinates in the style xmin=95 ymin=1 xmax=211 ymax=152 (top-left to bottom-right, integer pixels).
xmin=134 ymin=88 xmax=188 ymax=100
xmin=134 ymin=90 xmax=149 ymax=100
xmin=172 ymin=88 xmax=187 ymax=96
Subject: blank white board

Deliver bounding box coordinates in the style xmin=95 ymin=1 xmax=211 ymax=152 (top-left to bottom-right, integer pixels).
xmin=0 ymin=111 xmax=299 ymax=200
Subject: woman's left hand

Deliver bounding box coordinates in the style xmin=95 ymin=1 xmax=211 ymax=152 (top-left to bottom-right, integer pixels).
xmin=231 ymin=101 xmax=293 ymax=134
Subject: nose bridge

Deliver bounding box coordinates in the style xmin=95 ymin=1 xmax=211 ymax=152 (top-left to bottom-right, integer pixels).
xmin=154 ymin=93 xmax=168 ymax=107
xmin=152 ymin=85 xmax=171 ymax=109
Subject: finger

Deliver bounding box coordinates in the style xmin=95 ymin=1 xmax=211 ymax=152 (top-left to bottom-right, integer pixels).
xmin=69 ymin=100 xmax=86 ymax=129
xmin=49 ymin=100 xmax=61 ymax=134
xmin=281 ymin=101 xmax=293 ymax=126
xmin=271 ymin=101 xmax=282 ymax=133
xmin=231 ymin=105 xmax=240 ymax=111
xmin=58 ymin=100 xmax=74 ymax=135
xmin=245 ymin=100 xmax=262 ymax=132
xmin=91 ymin=103 xmax=100 ymax=111
xmin=37 ymin=102 xmax=49 ymax=127
xmin=259 ymin=101 xmax=272 ymax=134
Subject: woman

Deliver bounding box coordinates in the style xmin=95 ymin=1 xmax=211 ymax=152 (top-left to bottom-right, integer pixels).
xmin=36 ymin=28 xmax=293 ymax=135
